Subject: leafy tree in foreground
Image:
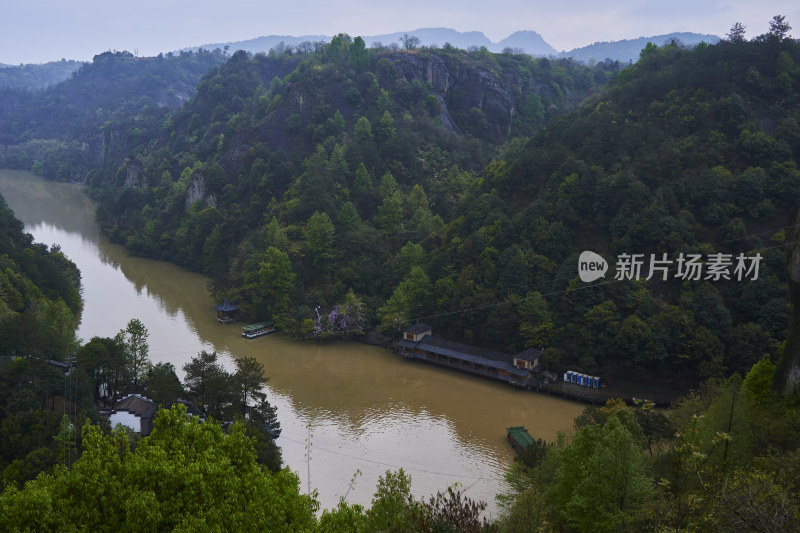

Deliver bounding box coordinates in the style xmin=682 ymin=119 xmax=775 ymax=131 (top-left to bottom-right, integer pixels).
xmin=320 ymin=468 xmax=497 ymax=532
xmin=546 ymin=416 xmax=653 ymax=532
xmin=0 ymin=405 xmax=315 ymax=532
xmin=410 ymin=486 xmax=497 ymax=532
xmin=364 ymin=468 xmax=416 ymax=532
xmin=183 ymin=352 xmax=282 ymax=470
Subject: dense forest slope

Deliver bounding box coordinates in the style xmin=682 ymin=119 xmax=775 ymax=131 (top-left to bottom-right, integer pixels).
xmin=0 ymin=193 xmax=86 ymax=486
xmin=0 ymin=194 xmax=81 ymax=344
xmin=82 ymin=39 xmax=615 ymax=335
xmin=469 ymin=35 xmax=800 ymax=383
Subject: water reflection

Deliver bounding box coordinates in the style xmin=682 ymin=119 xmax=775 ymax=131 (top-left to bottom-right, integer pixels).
xmin=0 ymin=170 xmax=585 ymax=514
xmin=0 ymin=170 xmax=101 ymax=239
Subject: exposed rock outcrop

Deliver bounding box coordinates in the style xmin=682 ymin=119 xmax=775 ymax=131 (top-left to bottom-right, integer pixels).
xmin=389 ymin=52 xmax=520 ymax=141
xmin=186 ymin=174 xmax=216 ymax=208
xmin=125 ymin=158 xmax=145 ymax=189
xmin=85 ymin=126 xmax=125 ymax=168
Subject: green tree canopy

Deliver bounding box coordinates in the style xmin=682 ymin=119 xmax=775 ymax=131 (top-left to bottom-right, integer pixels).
xmin=255 ymin=246 xmax=295 ymax=319
xmin=182 ymin=350 xmax=235 ymax=419
xmin=303 ymin=211 xmax=336 ymax=269
xmin=117 ymin=318 xmax=150 ymax=391
xmin=0 ymin=405 xmax=314 ymax=531
xmin=145 ymin=362 xmax=183 ymax=407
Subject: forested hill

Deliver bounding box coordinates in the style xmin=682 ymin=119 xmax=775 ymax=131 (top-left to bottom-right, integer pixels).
xmin=0 ymin=49 xmax=227 ymax=180
xmin=449 ymin=35 xmax=800 ymax=382
xmin=84 ymin=40 xmax=615 ymax=332
xmin=0 ymin=59 xmax=85 ymax=90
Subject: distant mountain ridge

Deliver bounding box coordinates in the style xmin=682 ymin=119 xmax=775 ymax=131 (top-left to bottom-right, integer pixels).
xmin=0 ymin=59 xmax=85 ymax=90
xmin=562 ymin=32 xmax=721 ymax=63
xmin=498 ymin=31 xmax=559 ymax=55
xmin=190 ymin=27 xmax=558 ymax=57
xmin=191 ymin=27 xmax=720 ymax=63
xmin=191 ymin=34 xmax=331 ymax=56
xmin=364 ymin=28 xmax=559 ymax=56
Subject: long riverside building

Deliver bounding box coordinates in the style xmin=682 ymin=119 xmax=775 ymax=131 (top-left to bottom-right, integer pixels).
xmin=397 ymin=323 xmax=543 ymax=388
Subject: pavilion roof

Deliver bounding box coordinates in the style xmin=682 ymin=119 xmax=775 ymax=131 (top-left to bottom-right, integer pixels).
xmin=214 ymin=298 xmax=239 ymax=312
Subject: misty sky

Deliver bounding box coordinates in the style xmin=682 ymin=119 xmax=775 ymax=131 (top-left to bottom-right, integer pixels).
xmin=1 ymin=1 xmax=798 ymax=65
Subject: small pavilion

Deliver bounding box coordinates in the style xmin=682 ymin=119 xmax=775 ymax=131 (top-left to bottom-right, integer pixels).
xmin=214 ymin=299 xmax=239 ymax=324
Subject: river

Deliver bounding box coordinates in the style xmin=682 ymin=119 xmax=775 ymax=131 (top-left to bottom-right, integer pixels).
xmin=0 ymin=169 xmax=584 ymax=516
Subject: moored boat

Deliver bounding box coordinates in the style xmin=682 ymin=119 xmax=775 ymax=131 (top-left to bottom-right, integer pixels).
xmin=241 ymin=321 xmax=276 ymax=338
xmin=506 ymin=426 xmax=535 ymax=455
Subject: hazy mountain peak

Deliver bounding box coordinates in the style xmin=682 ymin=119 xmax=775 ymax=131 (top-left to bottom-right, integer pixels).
xmin=496 ymin=30 xmax=559 ymax=55
xmin=562 ymin=32 xmax=721 ymax=63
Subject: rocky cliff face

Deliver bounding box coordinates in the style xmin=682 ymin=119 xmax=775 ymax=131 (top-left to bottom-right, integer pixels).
xmin=82 ymin=125 xmax=132 ymax=174
xmin=390 ymin=52 xmax=517 ymax=141
xmin=125 ymin=158 xmax=144 ymax=189
xmin=185 ymin=174 xmax=216 ymax=208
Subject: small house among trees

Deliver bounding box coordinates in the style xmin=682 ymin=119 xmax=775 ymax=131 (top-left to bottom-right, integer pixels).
xmin=398 ymin=324 xmax=543 ymax=387
xmin=108 ymin=394 xmax=157 ymax=436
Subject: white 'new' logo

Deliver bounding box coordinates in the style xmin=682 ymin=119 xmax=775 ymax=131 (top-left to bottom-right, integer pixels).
xmin=578 ymin=251 xmax=608 ymax=282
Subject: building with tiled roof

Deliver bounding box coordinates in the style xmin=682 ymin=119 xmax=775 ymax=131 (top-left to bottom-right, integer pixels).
xmin=397 ymin=325 xmax=542 ymax=387
xmin=109 ymin=394 xmax=157 ymax=436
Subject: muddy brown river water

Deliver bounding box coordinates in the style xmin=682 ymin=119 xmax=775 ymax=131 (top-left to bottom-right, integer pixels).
xmin=0 ymin=169 xmax=584 ymax=516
